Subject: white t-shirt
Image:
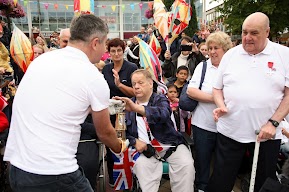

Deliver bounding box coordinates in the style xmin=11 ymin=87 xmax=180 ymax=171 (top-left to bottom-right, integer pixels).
xmin=214 ymin=40 xmax=289 ymax=143
xmin=4 ymin=46 xmax=110 ymax=175
xmin=188 ymin=59 xmax=217 ymax=132
xmin=136 ymin=102 xmax=171 ymax=151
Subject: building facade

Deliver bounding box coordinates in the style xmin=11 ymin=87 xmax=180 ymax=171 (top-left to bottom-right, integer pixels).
xmin=193 ymin=0 xmax=225 ymax=31
xmin=12 ymin=0 xmax=153 ymax=39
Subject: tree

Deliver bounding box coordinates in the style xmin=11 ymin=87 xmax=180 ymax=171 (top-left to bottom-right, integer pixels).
xmin=214 ymin=0 xmax=289 ymax=37
xmin=164 ymin=0 xmax=198 ymax=37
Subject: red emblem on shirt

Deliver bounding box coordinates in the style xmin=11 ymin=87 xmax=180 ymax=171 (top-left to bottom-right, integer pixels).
xmin=268 ymin=62 xmax=273 ymax=69
xmin=267 ymin=62 xmax=276 ymax=72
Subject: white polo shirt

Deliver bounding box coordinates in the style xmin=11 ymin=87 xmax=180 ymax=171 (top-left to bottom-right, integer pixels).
xmin=188 ymin=59 xmax=217 ymax=133
xmin=214 ymin=40 xmax=289 ymax=143
xmin=4 ymin=46 xmax=110 ymax=175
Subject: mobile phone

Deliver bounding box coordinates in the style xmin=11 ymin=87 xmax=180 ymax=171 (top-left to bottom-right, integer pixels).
xmin=180 ymin=44 xmax=192 ymax=51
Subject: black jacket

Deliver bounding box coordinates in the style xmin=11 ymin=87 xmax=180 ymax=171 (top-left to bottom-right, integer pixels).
xmin=162 ymin=51 xmax=206 ymax=79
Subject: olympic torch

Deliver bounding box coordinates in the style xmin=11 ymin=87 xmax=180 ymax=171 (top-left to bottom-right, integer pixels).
xmin=115 ymin=112 xmax=126 ymax=141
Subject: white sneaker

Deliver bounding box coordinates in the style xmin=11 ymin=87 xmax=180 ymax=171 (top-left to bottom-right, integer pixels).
xmin=198 ymin=190 xmax=205 ymax=192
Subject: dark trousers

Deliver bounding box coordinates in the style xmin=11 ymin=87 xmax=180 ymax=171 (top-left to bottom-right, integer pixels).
xmin=192 ymin=125 xmax=217 ymax=191
xmin=9 ymin=164 xmax=93 ymax=192
xmin=106 ymin=146 xmax=114 ymax=184
xmin=207 ymin=133 xmax=280 ymax=192
xmin=76 ymin=141 xmax=99 ymax=190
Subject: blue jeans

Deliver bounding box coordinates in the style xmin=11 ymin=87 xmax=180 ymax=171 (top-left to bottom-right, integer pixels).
xmin=9 ymin=164 xmax=93 ymax=192
xmin=192 ymin=125 xmax=217 ymax=191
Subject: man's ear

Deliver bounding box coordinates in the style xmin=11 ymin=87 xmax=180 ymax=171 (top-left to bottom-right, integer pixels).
xmin=149 ymin=79 xmax=154 ymax=88
xmin=91 ymin=37 xmax=99 ymax=50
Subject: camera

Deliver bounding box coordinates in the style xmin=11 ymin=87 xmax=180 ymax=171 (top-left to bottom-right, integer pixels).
xmin=142 ymin=144 xmax=156 ymax=158
xmin=180 ymin=44 xmax=192 ymax=51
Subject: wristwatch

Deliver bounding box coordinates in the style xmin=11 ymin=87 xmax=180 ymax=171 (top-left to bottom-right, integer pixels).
xmin=268 ymin=119 xmax=279 ymax=127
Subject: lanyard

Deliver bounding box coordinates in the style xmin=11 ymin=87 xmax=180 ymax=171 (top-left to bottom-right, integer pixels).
xmin=142 ymin=116 xmax=152 ymax=141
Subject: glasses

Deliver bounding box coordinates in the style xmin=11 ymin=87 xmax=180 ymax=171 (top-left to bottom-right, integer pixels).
xmin=110 ymin=49 xmax=123 ymax=55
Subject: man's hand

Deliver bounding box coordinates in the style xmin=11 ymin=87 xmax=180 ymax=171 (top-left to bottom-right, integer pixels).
xmin=113 ymin=96 xmax=140 ymax=112
xmin=108 ymin=99 xmax=125 ymax=115
xmin=135 ymin=139 xmax=147 ymax=153
xmin=110 ymin=139 xmax=129 ymax=156
xmin=258 ymin=122 xmax=276 ymax=142
xmin=213 ymin=107 xmax=228 ymax=122
xmin=119 ymin=139 xmax=129 ymax=153
xmin=164 ymin=50 xmax=171 ymax=60
xmin=112 ymin=69 xmax=121 ymax=87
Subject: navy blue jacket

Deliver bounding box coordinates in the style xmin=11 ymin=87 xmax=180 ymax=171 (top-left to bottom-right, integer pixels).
xmin=125 ymin=93 xmax=184 ymax=147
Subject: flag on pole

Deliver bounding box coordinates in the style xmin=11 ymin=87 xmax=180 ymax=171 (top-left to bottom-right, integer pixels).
xmin=74 ymin=0 xmax=94 ymax=14
xmin=149 ymin=33 xmax=161 ymax=57
xmin=168 ymin=0 xmax=192 ymax=45
xmin=10 ymin=23 xmax=33 ymax=73
xmin=136 ymin=37 xmax=167 ymax=94
xmin=153 ymin=0 xmax=169 ymax=48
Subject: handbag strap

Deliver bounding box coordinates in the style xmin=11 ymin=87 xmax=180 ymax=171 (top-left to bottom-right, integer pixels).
xmin=198 ymin=60 xmax=207 ymax=90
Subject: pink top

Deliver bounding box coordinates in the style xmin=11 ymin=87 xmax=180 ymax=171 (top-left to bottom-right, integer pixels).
xmin=101 ymin=52 xmax=110 ymax=61
xmin=170 ymin=102 xmax=179 ymax=109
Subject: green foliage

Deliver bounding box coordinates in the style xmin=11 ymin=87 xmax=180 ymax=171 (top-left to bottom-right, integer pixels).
xmin=213 ymin=0 xmax=289 ymax=36
xmin=164 ymin=0 xmax=198 ymax=37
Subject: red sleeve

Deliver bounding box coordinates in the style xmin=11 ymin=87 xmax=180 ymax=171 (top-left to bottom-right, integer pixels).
xmin=0 ymin=111 xmax=9 ymax=132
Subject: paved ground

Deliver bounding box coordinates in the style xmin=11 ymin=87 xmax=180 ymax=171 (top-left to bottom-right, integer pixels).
xmin=97 ymin=161 xmax=243 ymax=192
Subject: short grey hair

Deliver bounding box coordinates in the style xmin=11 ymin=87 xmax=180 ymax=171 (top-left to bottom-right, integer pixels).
xmin=69 ymin=14 xmax=109 ymax=44
xmin=59 ymin=28 xmax=70 ymax=38
xmin=206 ymin=31 xmax=233 ymax=53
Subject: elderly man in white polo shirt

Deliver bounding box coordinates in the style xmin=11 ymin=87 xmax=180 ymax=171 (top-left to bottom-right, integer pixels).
xmin=4 ymin=14 xmax=127 ymax=192
xmin=207 ymin=12 xmax=289 ymax=192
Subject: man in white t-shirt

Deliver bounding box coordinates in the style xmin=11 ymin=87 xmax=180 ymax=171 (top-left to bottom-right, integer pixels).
xmin=208 ymin=12 xmax=289 ymax=192
xmin=4 ymin=14 xmax=127 ymax=192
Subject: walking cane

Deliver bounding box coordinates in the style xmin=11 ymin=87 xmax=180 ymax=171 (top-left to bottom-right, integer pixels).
xmin=249 ymin=130 xmax=260 ymax=192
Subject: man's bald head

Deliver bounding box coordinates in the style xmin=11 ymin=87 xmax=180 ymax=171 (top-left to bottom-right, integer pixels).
xmin=59 ymin=28 xmax=70 ymax=48
xmin=243 ymin=12 xmax=270 ymax=31
xmin=242 ymin=12 xmax=270 ymax=55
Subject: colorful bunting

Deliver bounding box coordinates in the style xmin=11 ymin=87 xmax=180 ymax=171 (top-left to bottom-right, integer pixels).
xmin=44 ymin=3 xmax=49 ymax=10
xmin=111 ymin=5 xmax=116 ymax=12
xmin=54 ymin=3 xmax=58 ymax=10
xmin=13 ymin=0 xmax=18 ymax=6
xmin=148 ymin=1 xmax=153 ymax=9
xmin=130 ymin=4 xmax=134 ymax=10
xmin=139 ymin=2 xmax=143 ymax=10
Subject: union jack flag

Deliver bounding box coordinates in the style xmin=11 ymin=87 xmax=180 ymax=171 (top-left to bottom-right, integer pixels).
xmin=112 ymin=147 xmax=140 ymax=190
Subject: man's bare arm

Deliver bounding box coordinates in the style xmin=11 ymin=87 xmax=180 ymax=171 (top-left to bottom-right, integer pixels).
xmin=92 ymin=108 xmax=121 ymax=153
xmin=271 ymin=87 xmax=289 ymax=122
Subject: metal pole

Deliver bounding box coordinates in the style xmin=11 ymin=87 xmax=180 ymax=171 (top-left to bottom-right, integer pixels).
xmin=27 ymin=1 xmax=32 ymax=38
xmin=202 ymin=0 xmax=206 ymax=24
xmin=119 ymin=0 xmax=124 ymax=39
xmin=249 ymin=131 xmax=260 ymax=192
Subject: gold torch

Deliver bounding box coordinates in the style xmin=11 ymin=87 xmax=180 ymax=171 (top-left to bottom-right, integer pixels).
xmin=115 ymin=112 xmax=126 ymax=141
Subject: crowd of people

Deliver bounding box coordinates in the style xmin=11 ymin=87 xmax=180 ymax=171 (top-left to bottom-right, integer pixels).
xmin=0 ymin=12 xmax=289 ymax=192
